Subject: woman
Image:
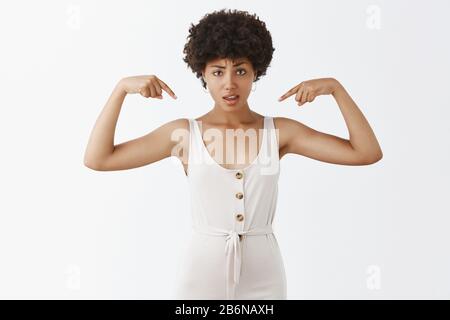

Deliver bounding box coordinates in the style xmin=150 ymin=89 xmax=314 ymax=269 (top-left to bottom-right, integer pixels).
xmin=84 ymin=9 xmax=383 ymax=299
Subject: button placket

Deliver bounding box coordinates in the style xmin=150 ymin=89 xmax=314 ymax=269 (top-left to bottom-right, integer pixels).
xmin=234 ymin=170 xmax=245 ymax=238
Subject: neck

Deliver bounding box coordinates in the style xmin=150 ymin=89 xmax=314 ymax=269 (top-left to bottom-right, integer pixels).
xmin=208 ymin=101 xmax=257 ymax=125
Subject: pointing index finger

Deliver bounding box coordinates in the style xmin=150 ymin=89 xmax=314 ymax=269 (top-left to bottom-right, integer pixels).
xmin=278 ymin=85 xmax=298 ymax=102
xmin=157 ymin=78 xmax=178 ymax=99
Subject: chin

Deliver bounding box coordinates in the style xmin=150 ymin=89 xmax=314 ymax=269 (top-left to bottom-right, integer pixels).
xmin=221 ymin=103 xmax=244 ymax=111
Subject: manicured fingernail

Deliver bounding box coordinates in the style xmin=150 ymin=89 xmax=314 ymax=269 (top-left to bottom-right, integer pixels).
xmin=174 ymin=95 xmax=177 ymax=99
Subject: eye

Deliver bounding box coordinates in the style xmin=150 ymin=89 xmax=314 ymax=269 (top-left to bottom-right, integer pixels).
xmin=212 ymin=69 xmax=247 ymax=76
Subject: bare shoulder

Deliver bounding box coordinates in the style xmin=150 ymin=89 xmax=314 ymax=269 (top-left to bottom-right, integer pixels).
xmin=273 ymin=117 xmax=292 ymax=159
xmin=273 ymin=116 xmax=307 ymax=128
xmin=165 ymin=117 xmax=190 ymax=132
xmin=273 ymin=116 xmax=302 ymax=158
xmin=150 ymin=117 xmax=190 ymax=152
xmin=169 ymin=116 xmax=190 ymax=149
xmin=273 ymin=116 xmax=322 ymax=158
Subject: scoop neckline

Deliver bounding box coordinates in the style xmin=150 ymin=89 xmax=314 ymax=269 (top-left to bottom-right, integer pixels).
xmin=192 ymin=116 xmax=267 ymax=172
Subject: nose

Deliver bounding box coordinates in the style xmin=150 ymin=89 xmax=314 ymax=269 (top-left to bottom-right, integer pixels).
xmin=223 ymin=71 xmax=237 ymax=90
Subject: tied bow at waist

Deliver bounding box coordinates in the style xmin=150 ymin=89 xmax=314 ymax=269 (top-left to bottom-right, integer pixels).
xmin=192 ymin=224 xmax=274 ymax=299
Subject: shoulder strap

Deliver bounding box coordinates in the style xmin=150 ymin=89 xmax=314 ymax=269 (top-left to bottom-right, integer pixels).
xmin=267 ymin=116 xmax=279 ymax=160
xmin=188 ymin=119 xmax=204 ymax=165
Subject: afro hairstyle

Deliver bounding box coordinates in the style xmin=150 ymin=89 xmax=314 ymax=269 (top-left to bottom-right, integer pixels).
xmin=182 ymin=8 xmax=275 ymax=89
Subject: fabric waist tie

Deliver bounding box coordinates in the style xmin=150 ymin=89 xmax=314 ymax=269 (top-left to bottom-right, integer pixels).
xmin=192 ymin=224 xmax=274 ymax=299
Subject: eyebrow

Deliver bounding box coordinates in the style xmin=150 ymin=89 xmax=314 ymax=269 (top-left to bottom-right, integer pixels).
xmin=210 ymin=62 xmax=247 ymax=69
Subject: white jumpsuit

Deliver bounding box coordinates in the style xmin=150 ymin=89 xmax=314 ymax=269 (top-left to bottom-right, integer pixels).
xmin=174 ymin=116 xmax=287 ymax=300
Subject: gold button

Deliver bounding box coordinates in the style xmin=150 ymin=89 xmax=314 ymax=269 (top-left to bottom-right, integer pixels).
xmin=236 ymin=213 xmax=244 ymax=222
xmin=235 ymin=171 xmax=243 ymax=179
xmin=235 ymin=192 xmax=243 ymax=199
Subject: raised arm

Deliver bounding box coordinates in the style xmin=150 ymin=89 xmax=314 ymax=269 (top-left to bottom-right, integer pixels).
xmin=83 ymin=75 xmax=186 ymax=171
xmin=277 ymin=78 xmax=383 ymax=165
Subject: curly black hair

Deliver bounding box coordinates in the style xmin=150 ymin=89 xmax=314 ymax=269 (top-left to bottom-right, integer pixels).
xmin=182 ymin=8 xmax=275 ymax=89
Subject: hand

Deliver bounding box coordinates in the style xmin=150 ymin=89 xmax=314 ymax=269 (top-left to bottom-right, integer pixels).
xmin=118 ymin=75 xmax=177 ymax=99
xmin=278 ymin=77 xmax=339 ymax=106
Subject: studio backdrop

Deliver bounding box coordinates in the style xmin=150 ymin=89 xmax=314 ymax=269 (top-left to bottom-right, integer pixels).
xmin=0 ymin=0 xmax=449 ymax=299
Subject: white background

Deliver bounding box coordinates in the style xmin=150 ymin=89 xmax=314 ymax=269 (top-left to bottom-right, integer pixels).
xmin=1 ymin=0 xmax=449 ymax=299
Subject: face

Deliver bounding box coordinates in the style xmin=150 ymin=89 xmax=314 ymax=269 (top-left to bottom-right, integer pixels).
xmin=202 ymin=57 xmax=256 ymax=111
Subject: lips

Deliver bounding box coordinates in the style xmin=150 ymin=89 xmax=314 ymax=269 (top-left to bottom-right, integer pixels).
xmin=222 ymin=94 xmax=239 ymax=106
xmin=223 ymin=94 xmax=239 ymax=99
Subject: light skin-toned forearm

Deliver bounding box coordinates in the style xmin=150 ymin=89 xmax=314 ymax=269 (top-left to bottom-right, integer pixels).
xmin=84 ymin=82 xmax=126 ymax=166
xmin=331 ymin=80 xmax=383 ymax=160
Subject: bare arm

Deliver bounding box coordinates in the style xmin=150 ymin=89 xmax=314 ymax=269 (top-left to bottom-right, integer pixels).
xmin=83 ymin=82 xmax=126 ymax=169
xmin=83 ymin=75 xmax=182 ymax=171
xmin=331 ymin=81 xmax=383 ymax=161
xmin=278 ymin=78 xmax=383 ymax=165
